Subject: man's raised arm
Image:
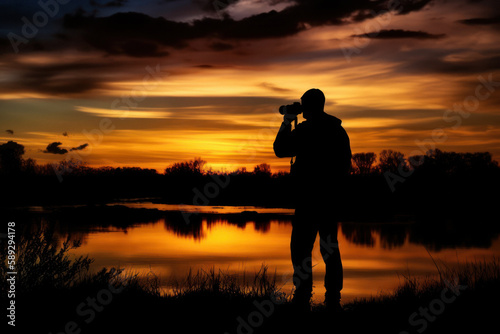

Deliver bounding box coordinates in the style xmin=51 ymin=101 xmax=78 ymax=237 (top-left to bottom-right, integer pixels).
xmin=273 ymin=118 xmax=297 ymax=158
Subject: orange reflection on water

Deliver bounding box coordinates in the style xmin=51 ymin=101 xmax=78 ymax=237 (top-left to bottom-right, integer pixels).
xmin=69 ymin=219 xmax=500 ymax=304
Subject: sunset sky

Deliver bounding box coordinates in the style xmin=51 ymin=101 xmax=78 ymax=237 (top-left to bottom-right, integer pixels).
xmin=1 ymin=0 xmax=499 ymax=172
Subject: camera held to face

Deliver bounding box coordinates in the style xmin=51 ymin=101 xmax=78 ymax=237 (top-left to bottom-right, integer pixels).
xmin=279 ymin=102 xmax=303 ymax=115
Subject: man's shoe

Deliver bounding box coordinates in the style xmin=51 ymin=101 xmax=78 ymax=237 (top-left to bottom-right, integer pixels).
xmin=325 ymin=291 xmax=343 ymax=314
xmin=325 ymin=300 xmax=343 ymax=314
xmin=291 ymin=293 xmax=311 ymax=312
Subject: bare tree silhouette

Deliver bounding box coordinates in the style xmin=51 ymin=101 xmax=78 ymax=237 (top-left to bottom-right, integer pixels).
xmin=352 ymin=152 xmax=377 ymax=175
xmin=378 ymin=149 xmax=406 ymax=173
xmin=253 ymin=163 xmax=272 ymax=176
xmin=165 ymin=157 xmax=207 ymax=177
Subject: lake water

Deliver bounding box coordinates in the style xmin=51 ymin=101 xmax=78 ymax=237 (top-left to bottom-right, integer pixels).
xmin=51 ymin=203 xmax=500 ymax=304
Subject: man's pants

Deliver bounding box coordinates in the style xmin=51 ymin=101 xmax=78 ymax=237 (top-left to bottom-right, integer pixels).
xmin=290 ymin=207 xmax=343 ymax=301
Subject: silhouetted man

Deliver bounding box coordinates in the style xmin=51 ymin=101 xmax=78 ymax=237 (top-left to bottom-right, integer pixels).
xmin=273 ymin=88 xmax=351 ymax=311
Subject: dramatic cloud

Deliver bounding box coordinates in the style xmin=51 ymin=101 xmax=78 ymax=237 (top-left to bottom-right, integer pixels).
xmin=43 ymin=142 xmax=89 ymax=154
xmin=393 ymin=54 xmax=500 ymax=75
xmin=62 ymin=12 xmax=195 ymax=57
xmin=459 ymin=15 xmax=500 ymax=26
xmin=394 ymin=0 xmax=434 ymax=15
xmin=70 ymin=143 xmax=89 ymax=151
xmin=2 ymin=0 xmax=500 ymax=170
xmin=352 ymin=29 xmax=445 ymax=39
xmin=0 ymin=59 xmax=122 ymax=96
xmin=59 ymin=0 xmax=436 ymax=57
xmin=44 ymin=142 xmax=68 ymax=155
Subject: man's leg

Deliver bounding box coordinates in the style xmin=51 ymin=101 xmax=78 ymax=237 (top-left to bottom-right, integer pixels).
xmin=290 ymin=209 xmax=318 ymax=304
xmin=319 ymin=221 xmax=343 ymax=307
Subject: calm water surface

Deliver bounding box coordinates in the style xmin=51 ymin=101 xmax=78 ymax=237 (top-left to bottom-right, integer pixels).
xmin=61 ymin=203 xmax=500 ymax=303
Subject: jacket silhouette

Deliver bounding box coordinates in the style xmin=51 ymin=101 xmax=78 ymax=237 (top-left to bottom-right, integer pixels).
xmin=273 ymin=88 xmax=351 ymax=310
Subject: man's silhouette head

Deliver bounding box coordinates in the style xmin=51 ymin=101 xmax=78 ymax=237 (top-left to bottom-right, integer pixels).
xmin=301 ymin=89 xmax=325 ymax=120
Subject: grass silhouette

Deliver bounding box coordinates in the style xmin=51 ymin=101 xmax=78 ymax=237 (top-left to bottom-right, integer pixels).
xmin=168 ymin=265 xmax=282 ymax=300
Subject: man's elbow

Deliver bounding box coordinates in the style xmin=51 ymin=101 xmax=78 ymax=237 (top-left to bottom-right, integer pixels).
xmin=273 ymin=146 xmax=286 ymax=158
xmin=273 ymin=143 xmax=290 ymax=158
xmin=275 ymin=152 xmax=288 ymax=158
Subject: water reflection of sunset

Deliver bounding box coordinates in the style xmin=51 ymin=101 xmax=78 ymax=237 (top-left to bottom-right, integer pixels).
xmin=69 ymin=219 xmax=500 ymax=303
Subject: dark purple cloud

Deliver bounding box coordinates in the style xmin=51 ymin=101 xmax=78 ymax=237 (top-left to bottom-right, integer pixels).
xmin=70 ymin=143 xmax=89 ymax=151
xmin=395 ymin=0 xmax=434 ymax=15
xmin=44 ymin=142 xmax=89 ymax=154
xmin=459 ymin=15 xmax=500 ymax=26
xmin=59 ymin=0 xmax=436 ymax=57
xmin=0 ymin=60 xmax=122 ymax=96
xmin=44 ymin=142 xmax=68 ymax=155
xmin=352 ymin=29 xmax=445 ymax=39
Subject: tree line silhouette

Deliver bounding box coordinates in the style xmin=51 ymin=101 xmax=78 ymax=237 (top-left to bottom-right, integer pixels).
xmin=1 ymin=140 xmax=499 ymax=220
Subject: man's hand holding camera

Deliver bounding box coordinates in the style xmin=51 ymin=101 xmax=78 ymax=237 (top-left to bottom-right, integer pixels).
xmin=279 ymin=101 xmax=303 ymax=130
xmin=283 ymin=112 xmax=297 ymax=125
